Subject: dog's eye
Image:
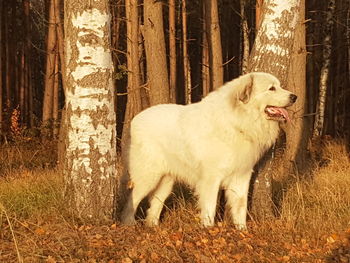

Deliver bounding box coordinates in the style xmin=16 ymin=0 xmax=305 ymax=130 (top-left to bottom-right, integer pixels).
xmin=269 ymin=86 xmax=276 ymax=91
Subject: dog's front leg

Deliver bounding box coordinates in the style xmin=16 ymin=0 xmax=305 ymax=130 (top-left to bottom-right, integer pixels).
xmin=196 ymin=179 xmax=221 ymax=227
xmin=225 ymin=173 xmax=251 ymax=230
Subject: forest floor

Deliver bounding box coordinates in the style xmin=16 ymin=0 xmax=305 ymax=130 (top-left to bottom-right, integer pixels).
xmin=0 ymin=138 xmax=350 ymax=262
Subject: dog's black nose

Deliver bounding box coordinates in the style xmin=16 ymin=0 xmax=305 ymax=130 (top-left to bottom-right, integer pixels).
xmin=290 ymin=94 xmax=297 ymax=103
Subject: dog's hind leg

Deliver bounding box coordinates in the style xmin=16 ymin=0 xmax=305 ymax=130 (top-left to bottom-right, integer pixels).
xmin=120 ymin=174 xmax=162 ymax=225
xmin=145 ymin=175 xmax=174 ymax=226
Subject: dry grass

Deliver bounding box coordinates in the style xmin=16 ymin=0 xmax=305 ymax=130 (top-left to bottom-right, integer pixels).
xmin=0 ymin=139 xmax=349 ymax=262
xmin=281 ymin=141 xmax=350 ymax=237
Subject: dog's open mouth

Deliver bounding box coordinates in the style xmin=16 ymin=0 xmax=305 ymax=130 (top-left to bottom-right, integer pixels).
xmin=265 ymin=106 xmax=290 ymax=122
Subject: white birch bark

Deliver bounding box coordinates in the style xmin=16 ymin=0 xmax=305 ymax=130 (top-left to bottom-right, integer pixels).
xmin=313 ymin=0 xmax=336 ymax=137
xmin=64 ymin=3 xmax=117 ymax=220
xmin=249 ymin=0 xmax=300 ymax=84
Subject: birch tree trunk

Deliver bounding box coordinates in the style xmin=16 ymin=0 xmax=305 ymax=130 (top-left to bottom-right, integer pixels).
xmin=204 ymin=0 xmax=223 ymax=90
xmin=313 ymin=0 xmax=336 ymax=137
xmin=143 ymin=0 xmax=170 ymax=105
xmin=63 ymin=0 xmax=117 ymax=221
xmin=248 ymin=0 xmax=301 ymax=221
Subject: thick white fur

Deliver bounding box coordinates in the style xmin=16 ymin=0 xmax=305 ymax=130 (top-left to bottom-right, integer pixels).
xmin=121 ymin=72 xmax=296 ymax=230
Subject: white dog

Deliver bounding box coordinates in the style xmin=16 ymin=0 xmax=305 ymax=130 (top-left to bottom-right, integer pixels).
xmin=121 ymin=72 xmax=297 ymax=230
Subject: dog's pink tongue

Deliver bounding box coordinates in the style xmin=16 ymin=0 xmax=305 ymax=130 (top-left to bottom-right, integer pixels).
xmin=270 ymin=107 xmax=290 ymax=122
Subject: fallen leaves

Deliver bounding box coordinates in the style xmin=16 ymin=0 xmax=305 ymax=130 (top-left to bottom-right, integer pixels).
xmin=34 ymin=227 xmax=46 ymax=235
xmin=1 ymin=218 xmax=350 ymax=262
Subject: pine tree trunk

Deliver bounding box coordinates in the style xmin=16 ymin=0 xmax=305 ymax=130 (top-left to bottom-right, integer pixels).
xmin=169 ymin=0 xmax=177 ymax=103
xmin=42 ymin=0 xmax=57 ymax=131
xmin=20 ymin=0 xmax=31 ymax=126
xmin=53 ymin=54 xmax=59 ymax=137
xmin=182 ymin=0 xmax=191 ymax=104
xmin=54 ymin=0 xmax=65 ymax=91
xmin=256 ymin=0 xmax=263 ymax=30
xmin=248 ymin=0 xmax=301 ymax=221
xmin=202 ymin=1 xmax=210 ymax=97
xmin=139 ymin=31 xmax=149 ymax=109
xmin=111 ymin=1 xmax=121 ymax=70
xmin=5 ymin=4 xmax=15 ymax=109
xmin=204 ymin=0 xmax=223 ymax=90
xmin=0 ymin=1 xmax=3 ymax=132
xmin=55 ymin=0 xmax=67 ymax=171
xmin=122 ymin=0 xmax=142 ymax=149
xmin=284 ymin=0 xmax=307 ymax=172
xmin=143 ymin=0 xmax=170 ymax=105
xmin=20 ymin=50 xmax=26 ymax=124
xmin=63 ymin=0 xmax=117 ymax=221
xmin=240 ymin=0 xmax=249 ymax=74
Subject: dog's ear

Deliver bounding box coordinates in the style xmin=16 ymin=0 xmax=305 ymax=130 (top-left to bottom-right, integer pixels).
xmin=239 ymin=74 xmax=253 ymax=104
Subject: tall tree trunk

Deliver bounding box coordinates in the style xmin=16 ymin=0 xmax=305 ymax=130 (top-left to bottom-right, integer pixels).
xmin=56 ymin=0 xmax=67 ymax=171
xmin=111 ymin=1 xmax=121 ymax=71
xmin=240 ymin=0 xmax=249 ymax=74
xmin=202 ymin=1 xmax=210 ymax=97
xmin=0 ymin=1 xmax=2 ymax=132
xmin=139 ymin=30 xmax=149 ymax=108
xmin=313 ymin=0 xmax=336 ymax=137
xmin=182 ymin=0 xmax=191 ymax=104
xmin=169 ymin=0 xmax=176 ymax=103
xmin=55 ymin=0 xmax=65 ymax=91
xmin=248 ymin=0 xmax=301 ymax=221
xmin=64 ymin=0 xmax=117 ymax=221
xmin=256 ymin=0 xmax=263 ymax=30
xmin=5 ymin=3 xmax=14 ymax=109
xmin=284 ymin=0 xmax=307 ymax=176
xmin=53 ymin=54 xmax=59 ymax=137
xmin=122 ymin=0 xmax=142 ymax=149
xmin=347 ymin=3 xmax=350 ymax=144
xmin=42 ymin=0 xmax=57 ymax=132
xmin=20 ymin=49 xmax=25 ymax=123
xmin=204 ymin=0 xmax=223 ymax=90
xmin=143 ymin=0 xmax=170 ymax=105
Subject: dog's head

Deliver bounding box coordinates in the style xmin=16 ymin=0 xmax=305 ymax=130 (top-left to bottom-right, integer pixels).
xmin=236 ymin=72 xmax=297 ymax=122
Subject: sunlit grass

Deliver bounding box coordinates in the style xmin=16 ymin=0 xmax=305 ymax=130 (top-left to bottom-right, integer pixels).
xmin=281 ymin=140 xmax=350 ymax=236
xmin=0 ymin=169 xmax=64 ymax=219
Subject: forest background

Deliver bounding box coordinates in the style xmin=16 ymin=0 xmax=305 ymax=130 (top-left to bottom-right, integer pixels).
xmin=0 ymin=0 xmax=350 ymax=262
